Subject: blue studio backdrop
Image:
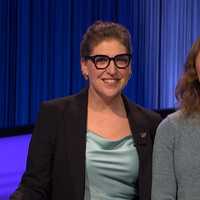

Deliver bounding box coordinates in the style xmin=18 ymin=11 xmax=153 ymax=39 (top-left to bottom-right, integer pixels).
xmin=1 ymin=0 xmax=200 ymax=128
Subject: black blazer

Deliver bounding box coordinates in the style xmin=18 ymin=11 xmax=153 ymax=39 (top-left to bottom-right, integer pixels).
xmin=10 ymin=88 xmax=161 ymax=200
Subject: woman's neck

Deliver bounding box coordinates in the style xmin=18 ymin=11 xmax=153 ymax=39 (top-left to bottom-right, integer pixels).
xmin=88 ymin=89 xmax=126 ymax=116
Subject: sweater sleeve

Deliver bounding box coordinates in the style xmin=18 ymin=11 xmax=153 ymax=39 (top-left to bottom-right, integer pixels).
xmin=151 ymin=117 xmax=177 ymax=200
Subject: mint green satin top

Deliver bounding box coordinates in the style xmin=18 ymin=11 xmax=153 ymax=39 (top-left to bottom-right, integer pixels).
xmin=84 ymin=130 xmax=139 ymax=200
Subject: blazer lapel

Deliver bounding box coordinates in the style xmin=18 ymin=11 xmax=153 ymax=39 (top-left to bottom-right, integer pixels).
xmin=64 ymin=89 xmax=88 ymax=200
xmin=122 ymin=95 xmax=150 ymax=146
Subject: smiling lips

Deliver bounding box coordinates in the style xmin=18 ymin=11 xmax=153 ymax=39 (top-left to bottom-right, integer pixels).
xmin=102 ymin=78 xmax=121 ymax=84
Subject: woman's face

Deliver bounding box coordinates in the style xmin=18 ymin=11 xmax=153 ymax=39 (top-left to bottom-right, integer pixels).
xmin=196 ymin=51 xmax=200 ymax=81
xmin=81 ymin=39 xmax=132 ymax=100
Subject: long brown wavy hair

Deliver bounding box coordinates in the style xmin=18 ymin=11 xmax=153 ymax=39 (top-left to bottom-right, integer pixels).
xmin=175 ymin=37 xmax=200 ymax=115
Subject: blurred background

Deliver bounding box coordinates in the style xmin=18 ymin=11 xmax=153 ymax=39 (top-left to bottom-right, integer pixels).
xmin=0 ymin=0 xmax=200 ymax=199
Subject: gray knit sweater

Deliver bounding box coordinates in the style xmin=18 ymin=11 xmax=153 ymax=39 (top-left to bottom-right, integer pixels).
xmin=152 ymin=110 xmax=200 ymax=200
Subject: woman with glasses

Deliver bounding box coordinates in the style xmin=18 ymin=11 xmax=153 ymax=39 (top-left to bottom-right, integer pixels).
xmin=152 ymin=37 xmax=200 ymax=200
xmin=11 ymin=21 xmax=161 ymax=200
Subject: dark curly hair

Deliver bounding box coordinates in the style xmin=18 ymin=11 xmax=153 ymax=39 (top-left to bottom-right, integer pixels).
xmin=80 ymin=20 xmax=132 ymax=57
xmin=175 ymin=37 xmax=200 ymax=115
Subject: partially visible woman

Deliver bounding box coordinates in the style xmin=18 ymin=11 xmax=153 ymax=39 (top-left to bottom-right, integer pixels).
xmin=152 ymin=37 xmax=200 ymax=200
xmin=10 ymin=21 xmax=161 ymax=200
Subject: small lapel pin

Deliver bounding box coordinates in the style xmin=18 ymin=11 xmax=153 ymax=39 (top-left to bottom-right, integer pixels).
xmin=138 ymin=132 xmax=147 ymax=145
xmin=140 ymin=132 xmax=147 ymax=138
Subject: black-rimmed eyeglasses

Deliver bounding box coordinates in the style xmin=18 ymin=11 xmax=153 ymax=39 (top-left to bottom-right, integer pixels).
xmin=84 ymin=53 xmax=132 ymax=69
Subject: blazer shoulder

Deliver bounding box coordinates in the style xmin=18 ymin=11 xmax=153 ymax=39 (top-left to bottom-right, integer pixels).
xmin=41 ymin=88 xmax=88 ymax=112
xmin=129 ymin=101 xmax=161 ymax=123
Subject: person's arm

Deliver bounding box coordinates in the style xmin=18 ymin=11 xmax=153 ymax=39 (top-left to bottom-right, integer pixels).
xmin=10 ymin=102 xmax=59 ymax=200
xmin=151 ymin=117 xmax=177 ymax=200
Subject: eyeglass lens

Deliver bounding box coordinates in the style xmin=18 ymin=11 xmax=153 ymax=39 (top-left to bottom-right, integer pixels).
xmin=94 ymin=54 xmax=131 ymax=69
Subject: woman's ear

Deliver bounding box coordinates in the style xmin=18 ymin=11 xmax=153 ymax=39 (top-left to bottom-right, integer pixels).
xmin=128 ymin=65 xmax=132 ymax=79
xmin=81 ymin=60 xmax=89 ymax=80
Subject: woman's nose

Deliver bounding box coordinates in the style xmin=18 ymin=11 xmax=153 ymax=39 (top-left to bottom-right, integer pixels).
xmin=106 ymin=60 xmax=118 ymax=74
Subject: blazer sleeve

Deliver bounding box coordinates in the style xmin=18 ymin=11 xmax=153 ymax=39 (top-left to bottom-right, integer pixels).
xmin=151 ymin=117 xmax=177 ymax=200
xmin=10 ymin=102 xmax=59 ymax=200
